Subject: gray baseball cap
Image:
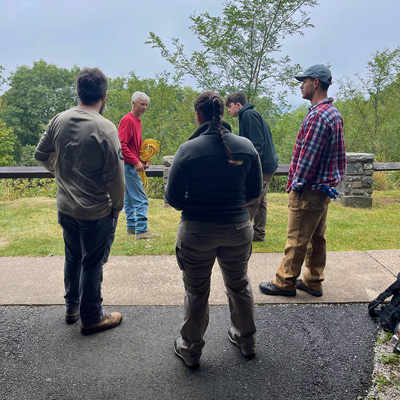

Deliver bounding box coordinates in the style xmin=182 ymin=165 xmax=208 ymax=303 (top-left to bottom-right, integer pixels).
xmin=294 ymin=64 xmax=332 ymax=86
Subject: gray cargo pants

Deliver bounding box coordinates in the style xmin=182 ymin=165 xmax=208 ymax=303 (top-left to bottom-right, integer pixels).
xmin=175 ymin=219 xmax=256 ymax=365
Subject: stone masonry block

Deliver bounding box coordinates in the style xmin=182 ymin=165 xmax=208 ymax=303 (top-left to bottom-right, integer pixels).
xmin=346 ymin=153 xmax=375 ymax=163
xmin=351 ymin=181 xmax=362 ymax=189
xmin=162 ymin=156 xmax=174 ymax=167
xmin=342 ymin=196 xmax=373 ymax=208
xmin=346 ymin=163 xmax=364 ymax=175
xmin=351 ymin=189 xmax=369 ymax=196
xmin=344 ymin=176 xmax=362 ymax=182
xmin=362 ymin=177 xmax=374 ymax=188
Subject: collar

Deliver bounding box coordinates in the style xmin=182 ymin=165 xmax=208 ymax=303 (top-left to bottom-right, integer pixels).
xmin=309 ymin=97 xmax=334 ymax=111
xmin=188 ymin=120 xmax=232 ymax=141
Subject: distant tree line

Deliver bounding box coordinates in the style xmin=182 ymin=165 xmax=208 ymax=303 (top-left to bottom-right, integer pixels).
xmin=1 ymin=47 xmax=400 ymax=171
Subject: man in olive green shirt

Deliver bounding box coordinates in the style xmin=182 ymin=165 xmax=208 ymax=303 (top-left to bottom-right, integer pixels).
xmin=35 ymin=68 xmax=125 ymax=335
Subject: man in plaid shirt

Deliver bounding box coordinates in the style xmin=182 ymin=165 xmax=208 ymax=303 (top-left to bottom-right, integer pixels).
xmin=259 ymin=64 xmax=346 ymax=297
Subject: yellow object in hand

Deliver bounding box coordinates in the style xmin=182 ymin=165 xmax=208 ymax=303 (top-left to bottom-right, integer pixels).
xmin=139 ymin=139 xmax=160 ymax=190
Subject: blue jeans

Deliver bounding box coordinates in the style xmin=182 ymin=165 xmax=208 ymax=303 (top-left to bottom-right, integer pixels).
xmin=58 ymin=212 xmax=117 ymax=326
xmin=124 ymin=163 xmax=149 ymax=234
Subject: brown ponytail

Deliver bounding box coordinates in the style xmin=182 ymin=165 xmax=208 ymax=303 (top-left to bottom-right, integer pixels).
xmin=194 ymin=91 xmax=243 ymax=166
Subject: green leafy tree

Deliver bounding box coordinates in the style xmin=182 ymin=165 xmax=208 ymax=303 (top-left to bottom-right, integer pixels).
xmin=271 ymin=103 xmax=308 ymax=163
xmin=0 ymin=60 xmax=79 ymax=158
xmin=147 ymin=0 xmax=317 ymax=102
xmin=0 ymin=118 xmax=16 ymax=166
xmin=336 ymin=47 xmax=400 ymax=162
xmin=0 ymin=65 xmax=4 ymax=94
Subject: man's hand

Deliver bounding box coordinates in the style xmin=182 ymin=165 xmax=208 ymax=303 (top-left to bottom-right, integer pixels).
xmin=134 ymin=161 xmax=145 ymax=173
xmin=291 ymin=185 xmax=303 ymax=193
xmin=144 ymin=161 xmax=151 ymax=170
xmin=320 ymin=185 xmax=339 ymax=199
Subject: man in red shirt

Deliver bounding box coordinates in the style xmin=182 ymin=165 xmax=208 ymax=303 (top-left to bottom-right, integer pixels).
xmin=118 ymin=92 xmax=158 ymax=240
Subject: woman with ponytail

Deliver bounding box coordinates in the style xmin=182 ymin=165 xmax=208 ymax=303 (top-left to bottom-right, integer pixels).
xmin=165 ymin=91 xmax=262 ymax=369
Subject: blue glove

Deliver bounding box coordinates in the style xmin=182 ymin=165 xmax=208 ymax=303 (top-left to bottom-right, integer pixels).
xmin=291 ymin=185 xmax=304 ymax=193
xmin=320 ymin=185 xmax=339 ymax=199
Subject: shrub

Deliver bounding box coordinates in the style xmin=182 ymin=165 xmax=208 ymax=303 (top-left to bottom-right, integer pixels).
xmin=0 ymin=178 xmax=57 ymax=201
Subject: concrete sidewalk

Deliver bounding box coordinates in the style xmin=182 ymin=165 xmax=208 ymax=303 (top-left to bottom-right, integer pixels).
xmin=2 ymin=250 xmax=398 ymax=400
xmin=1 ymin=249 xmax=398 ymax=306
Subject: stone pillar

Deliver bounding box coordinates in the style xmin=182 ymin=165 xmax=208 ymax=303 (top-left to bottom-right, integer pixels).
xmin=339 ymin=153 xmax=375 ymax=208
xmin=162 ymin=156 xmax=174 ymax=207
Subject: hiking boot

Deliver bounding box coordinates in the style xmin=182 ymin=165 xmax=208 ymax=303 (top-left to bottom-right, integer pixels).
xmin=228 ymin=330 xmax=255 ymax=360
xmin=253 ymin=236 xmax=265 ymax=242
xmin=80 ymin=312 xmax=123 ymax=335
xmin=173 ymin=337 xmax=200 ymax=370
xmin=296 ymin=279 xmax=323 ymax=297
xmin=65 ymin=311 xmax=79 ymax=324
xmin=135 ymin=231 xmax=159 ymax=240
xmin=259 ymin=281 xmax=296 ymax=296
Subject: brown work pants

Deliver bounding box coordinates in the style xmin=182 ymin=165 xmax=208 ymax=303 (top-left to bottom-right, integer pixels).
xmin=274 ymin=189 xmax=331 ymax=291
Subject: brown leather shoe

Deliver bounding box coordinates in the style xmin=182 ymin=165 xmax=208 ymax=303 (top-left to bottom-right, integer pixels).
xmin=81 ymin=312 xmax=123 ymax=335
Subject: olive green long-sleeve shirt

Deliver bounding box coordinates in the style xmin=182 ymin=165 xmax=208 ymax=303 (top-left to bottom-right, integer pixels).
xmin=35 ymin=107 xmax=125 ymax=220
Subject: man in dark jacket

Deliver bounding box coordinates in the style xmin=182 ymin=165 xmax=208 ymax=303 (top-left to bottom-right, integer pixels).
xmin=226 ymin=92 xmax=278 ymax=242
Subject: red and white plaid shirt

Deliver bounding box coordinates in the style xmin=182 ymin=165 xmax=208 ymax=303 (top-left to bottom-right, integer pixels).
xmin=287 ymin=98 xmax=346 ymax=192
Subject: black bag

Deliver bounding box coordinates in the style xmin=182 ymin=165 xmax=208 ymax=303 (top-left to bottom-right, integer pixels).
xmin=368 ymin=272 xmax=400 ymax=332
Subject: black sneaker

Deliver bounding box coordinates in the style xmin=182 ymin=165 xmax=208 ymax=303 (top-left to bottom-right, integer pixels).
xmin=296 ymin=279 xmax=323 ymax=297
xmin=228 ymin=330 xmax=255 ymax=360
xmin=259 ymin=281 xmax=296 ymax=296
xmin=173 ymin=337 xmax=200 ymax=370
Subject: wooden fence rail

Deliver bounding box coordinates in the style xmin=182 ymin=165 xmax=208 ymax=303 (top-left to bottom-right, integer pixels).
xmin=0 ymin=163 xmax=399 ymax=180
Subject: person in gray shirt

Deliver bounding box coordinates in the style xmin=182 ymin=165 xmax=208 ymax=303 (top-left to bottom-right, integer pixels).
xmin=35 ymin=68 xmax=125 ymax=335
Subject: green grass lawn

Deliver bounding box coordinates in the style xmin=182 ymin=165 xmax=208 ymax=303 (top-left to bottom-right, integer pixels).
xmin=0 ymin=190 xmax=399 ymax=256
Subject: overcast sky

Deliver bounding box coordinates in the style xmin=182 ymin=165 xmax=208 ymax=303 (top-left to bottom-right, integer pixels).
xmin=1 ymin=0 xmax=399 ymax=106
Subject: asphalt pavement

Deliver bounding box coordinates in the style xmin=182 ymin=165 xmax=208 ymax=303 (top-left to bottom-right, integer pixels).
xmin=0 ymin=249 xmax=399 ymax=400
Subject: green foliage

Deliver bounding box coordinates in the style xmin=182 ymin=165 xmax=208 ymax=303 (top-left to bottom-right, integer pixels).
xmin=268 ymin=176 xmax=288 ymax=193
xmin=0 ymin=65 xmax=4 ymax=93
xmin=374 ymin=374 xmax=391 ymax=392
xmin=381 ymin=353 xmax=400 ymax=366
xmin=147 ymin=0 xmax=317 ymax=102
xmin=146 ymin=177 xmax=165 ymax=199
xmin=0 ymin=119 xmax=16 ymax=166
xmin=270 ymin=104 xmax=308 ymax=163
xmin=17 ymin=144 xmax=39 ymax=166
xmin=0 ymin=178 xmax=57 ymax=201
xmin=336 ymin=47 xmax=400 ymax=162
xmin=0 ymin=60 xmax=78 ymax=159
xmin=377 ymin=331 xmax=393 ymax=344
xmin=373 ymin=171 xmax=400 ymax=191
